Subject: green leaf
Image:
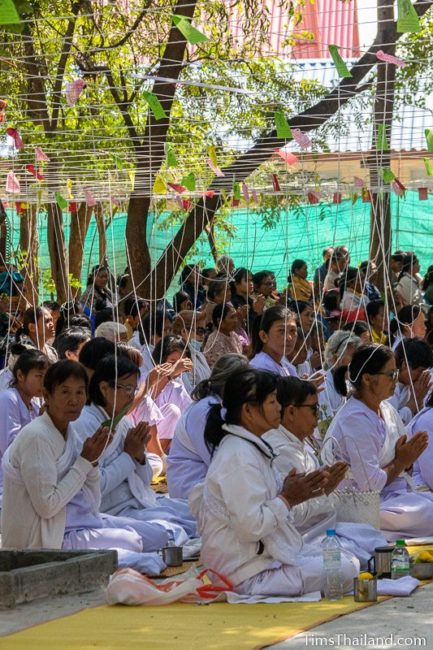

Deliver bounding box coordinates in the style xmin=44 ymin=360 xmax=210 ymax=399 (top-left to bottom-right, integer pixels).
xmin=328 ymin=45 xmax=352 ymax=78
xmin=377 ymin=123 xmax=389 ymax=151
xmin=233 ymin=181 xmax=241 ymax=200
xmin=54 ymin=192 xmax=68 ymax=210
xmin=143 ymin=91 xmax=167 ymax=120
xmin=181 ymin=172 xmax=196 ymax=191
xmin=165 ymin=143 xmax=177 ymax=167
xmin=274 ymin=111 xmax=292 ymax=139
xmin=0 ymin=0 xmax=20 ymax=25
xmin=172 ymin=14 xmax=208 ymax=44
xmin=382 ymin=168 xmax=395 ymax=183
xmin=397 ymin=0 xmax=421 ymax=33
xmin=425 ymin=129 xmax=433 ymax=152
xmin=424 ymin=158 xmax=433 ymax=176
xmin=113 ymin=154 xmax=125 ymax=170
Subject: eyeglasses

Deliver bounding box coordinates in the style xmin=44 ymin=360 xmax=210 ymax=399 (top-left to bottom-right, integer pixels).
xmin=112 ymin=382 xmax=138 ymax=397
xmin=294 ymin=403 xmax=320 ymax=415
xmin=376 ymin=369 xmax=399 ymax=381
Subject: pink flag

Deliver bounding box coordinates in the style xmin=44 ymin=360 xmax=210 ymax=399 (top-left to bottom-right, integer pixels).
xmin=35 ymin=146 xmax=50 ymax=162
xmin=168 ymin=182 xmax=186 ymax=194
xmin=6 ymin=127 xmax=23 ymax=149
xmin=207 ymin=158 xmax=225 ymax=177
xmin=353 ymin=176 xmax=365 ymax=188
xmin=84 ymin=190 xmax=96 ymax=206
xmin=241 ymin=182 xmax=250 ymax=201
xmin=26 ymin=164 xmax=44 ymax=181
xmin=375 ymin=50 xmax=406 ymax=67
xmin=66 ymin=79 xmax=86 ymax=106
xmin=6 ymin=170 xmax=20 ymax=193
xmin=391 ymin=179 xmax=406 ymax=196
xmin=291 ymin=128 xmax=311 ymax=149
xmin=182 ymin=199 xmax=192 ymax=211
xmin=275 ymin=149 xmax=298 ymax=165
xmin=251 ymin=188 xmax=258 ymax=203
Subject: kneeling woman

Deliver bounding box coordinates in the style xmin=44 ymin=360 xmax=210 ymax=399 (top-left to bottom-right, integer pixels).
xmin=322 ymin=345 xmax=433 ymax=541
xmin=73 ymin=354 xmax=196 ymax=544
xmin=189 ymin=368 xmax=359 ymax=596
xmin=1 ymin=361 xmax=169 ymax=566
xmin=264 ymin=377 xmax=386 ymax=564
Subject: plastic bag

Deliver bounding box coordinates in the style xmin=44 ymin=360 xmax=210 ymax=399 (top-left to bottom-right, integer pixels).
xmin=106 ymin=566 xmax=232 ymax=606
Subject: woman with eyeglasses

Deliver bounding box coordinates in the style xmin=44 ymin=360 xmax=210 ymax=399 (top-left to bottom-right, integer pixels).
xmin=1 ymin=360 xmax=171 ymax=573
xmin=265 ymin=377 xmax=386 ymax=562
xmin=322 ymin=345 xmax=433 ymax=541
xmin=189 ymin=368 xmax=359 ymax=596
xmin=73 ymin=354 xmax=196 ymax=545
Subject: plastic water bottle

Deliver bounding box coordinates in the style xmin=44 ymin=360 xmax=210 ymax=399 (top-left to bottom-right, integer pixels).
xmin=322 ymin=529 xmax=344 ymax=600
xmin=391 ymin=540 xmax=410 ymax=579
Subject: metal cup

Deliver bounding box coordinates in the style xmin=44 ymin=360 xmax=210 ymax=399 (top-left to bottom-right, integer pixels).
xmin=368 ymin=545 xmax=394 ymax=578
xmin=161 ymin=545 xmax=183 ymax=567
xmin=353 ymin=577 xmax=377 ymax=602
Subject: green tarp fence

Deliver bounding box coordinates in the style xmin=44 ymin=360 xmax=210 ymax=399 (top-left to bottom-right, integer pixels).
xmin=7 ymin=191 xmax=433 ymax=301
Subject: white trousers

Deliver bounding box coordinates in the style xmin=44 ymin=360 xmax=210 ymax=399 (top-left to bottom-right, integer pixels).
xmin=235 ymin=553 xmax=359 ymax=597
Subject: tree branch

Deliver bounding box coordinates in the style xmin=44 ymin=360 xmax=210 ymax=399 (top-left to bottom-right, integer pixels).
xmin=89 ymin=0 xmax=153 ymax=52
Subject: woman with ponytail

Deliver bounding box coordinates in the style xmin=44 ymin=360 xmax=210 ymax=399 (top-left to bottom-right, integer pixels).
xmin=167 ymin=353 xmax=248 ymax=499
xmin=189 ymin=368 xmax=359 ymax=596
xmin=322 ymin=345 xmax=433 ymax=540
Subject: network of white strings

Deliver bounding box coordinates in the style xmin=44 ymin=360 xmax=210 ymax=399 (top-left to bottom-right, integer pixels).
xmin=0 ymin=0 xmax=432 ymax=399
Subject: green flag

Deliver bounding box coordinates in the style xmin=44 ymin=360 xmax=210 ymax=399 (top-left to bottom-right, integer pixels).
xmin=382 ymin=168 xmax=395 ymax=183
xmin=181 ymin=172 xmax=196 ymax=191
xmin=233 ymin=182 xmax=241 ymax=201
xmin=113 ymin=154 xmax=125 ymax=170
xmin=165 ymin=143 xmax=177 ymax=167
xmin=55 ymin=192 xmax=68 ymax=210
xmin=274 ymin=111 xmax=292 ymax=139
xmin=0 ymin=0 xmax=20 ymax=25
xmin=397 ymin=0 xmax=421 ymax=33
xmin=424 ymin=158 xmax=433 ymax=177
xmin=328 ymin=45 xmax=352 ymax=78
xmin=143 ymin=91 xmax=167 ymax=120
xmin=425 ymin=129 xmax=433 ymax=152
xmin=172 ymin=14 xmax=208 ymax=44
xmin=377 ymin=124 xmax=389 ymax=151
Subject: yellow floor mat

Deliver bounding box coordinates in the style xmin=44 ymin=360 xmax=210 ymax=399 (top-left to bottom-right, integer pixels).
xmin=3 ymin=597 xmax=388 ymax=650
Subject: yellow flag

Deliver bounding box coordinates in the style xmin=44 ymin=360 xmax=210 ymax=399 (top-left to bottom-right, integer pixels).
xmin=66 ymin=178 xmax=73 ymax=199
xmin=153 ymin=174 xmax=166 ymax=194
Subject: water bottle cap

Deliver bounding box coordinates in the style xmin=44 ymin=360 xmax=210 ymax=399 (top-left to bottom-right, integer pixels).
xmin=395 ymin=539 xmax=406 ymax=546
xmin=326 ymin=529 xmax=337 ymax=536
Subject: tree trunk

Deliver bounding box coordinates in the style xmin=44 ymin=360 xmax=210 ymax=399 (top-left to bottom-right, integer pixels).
xmin=68 ymin=202 xmax=93 ymax=299
xmin=47 ymin=203 xmax=69 ymax=303
xmin=368 ymin=0 xmax=396 ymax=293
xmin=19 ymin=205 xmax=39 ymax=305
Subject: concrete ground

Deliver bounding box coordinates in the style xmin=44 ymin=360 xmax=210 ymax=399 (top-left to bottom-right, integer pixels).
xmin=1 ymin=583 xmax=433 ymax=648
